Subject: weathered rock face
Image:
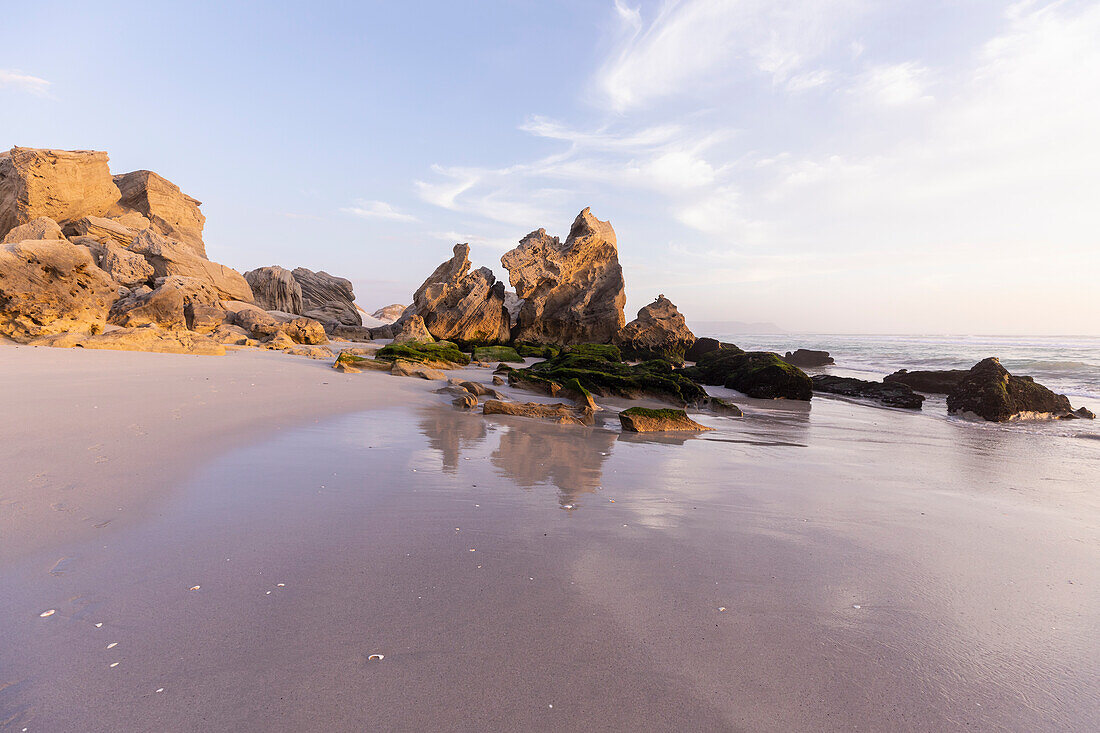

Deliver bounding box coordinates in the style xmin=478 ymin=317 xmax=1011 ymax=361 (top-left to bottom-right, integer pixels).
xmin=108 ymin=276 xmax=221 ymax=331
xmin=619 ymin=407 xmax=712 ymax=433
xmin=1 ymin=216 xmax=64 ymax=244
xmin=392 ymin=313 xmax=434 ymax=343
xmin=129 ymin=229 xmax=252 ymax=302
xmin=682 ymin=350 xmax=813 ymax=401
xmin=884 ymin=369 xmax=969 ymax=394
xmin=783 ymin=349 xmax=834 ymax=368
xmin=95 ymin=241 xmax=156 ymax=287
xmin=63 ymin=216 xmax=137 ymax=247
xmin=244 ymin=266 xmax=303 ymax=314
xmin=0 ymin=239 xmax=117 ymax=342
xmin=501 ymin=208 xmax=626 ymax=345
xmin=114 ymin=170 xmax=206 ymax=257
xmin=0 ymin=148 xmax=121 ymax=239
xmin=291 ymin=267 xmax=361 ymax=327
xmin=371 ymin=304 xmax=406 ymax=323
xmin=613 ymin=296 xmax=695 ymax=364
xmin=32 ymin=325 xmax=226 ymax=355
xmin=483 ymin=399 xmax=593 ymax=426
xmin=946 ymin=358 xmax=1085 ymax=421
xmin=412 ymin=243 xmax=510 ymax=343
xmin=811 ymin=374 xmax=924 ymax=409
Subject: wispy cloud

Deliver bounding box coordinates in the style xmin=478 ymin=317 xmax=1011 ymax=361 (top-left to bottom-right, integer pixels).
xmin=341 ymin=199 xmax=418 ymax=223
xmin=0 ymin=69 xmax=51 ymax=97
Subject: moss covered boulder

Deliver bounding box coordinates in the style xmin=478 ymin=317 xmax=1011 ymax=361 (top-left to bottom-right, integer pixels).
xmin=946 ymin=357 xmax=1088 ymax=421
xmin=376 ymin=340 xmax=470 ymax=368
xmin=682 ymin=350 xmax=812 ymax=400
xmin=509 ymin=343 xmax=706 ymax=405
xmin=619 ymin=407 xmax=711 ymax=432
xmin=472 ymin=345 xmax=524 ymax=363
xmin=515 ymin=342 xmax=560 ymax=359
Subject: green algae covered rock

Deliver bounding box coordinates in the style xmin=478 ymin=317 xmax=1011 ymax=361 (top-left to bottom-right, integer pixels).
xmin=681 ymin=350 xmax=812 ymax=400
xmin=619 ymin=407 xmax=712 ymax=432
xmin=472 ymin=345 xmax=524 ymax=363
xmin=376 ymin=340 xmax=470 ymax=367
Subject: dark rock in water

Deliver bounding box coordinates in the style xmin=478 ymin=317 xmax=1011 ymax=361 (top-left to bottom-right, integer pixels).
xmin=509 ymin=343 xmax=707 ymax=405
xmin=811 ymin=375 xmax=924 ymax=409
xmin=684 ymin=337 xmax=739 ymax=363
xmin=709 ymin=397 xmax=743 ymax=417
xmin=613 ymin=295 xmax=695 ymax=364
xmin=884 ymin=368 xmax=969 ymax=394
xmin=782 ymin=349 xmax=834 ymax=367
xmin=1070 ymin=407 xmax=1096 ymax=419
xmin=619 ymin=407 xmax=711 ymax=433
xmin=681 ymin=350 xmax=812 ymax=401
xmin=946 ymin=357 xmax=1083 ymax=421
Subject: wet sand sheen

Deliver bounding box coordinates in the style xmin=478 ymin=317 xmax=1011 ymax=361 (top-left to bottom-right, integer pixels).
xmin=3 ymin=394 xmax=1098 ymax=731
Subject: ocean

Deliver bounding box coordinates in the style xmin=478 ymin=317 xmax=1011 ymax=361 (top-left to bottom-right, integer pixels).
xmin=693 ymin=327 xmax=1100 ymax=410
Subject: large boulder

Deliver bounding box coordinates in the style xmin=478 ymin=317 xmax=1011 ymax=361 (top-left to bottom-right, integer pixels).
xmin=412 ymin=243 xmax=510 ymax=343
xmin=613 ymin=295 xmax=695 ymax=364
xmin=291 ymin=267 xmax=361 ymax=327
xmin=108 ymin=276 xmax=221 ymax=330
xmin=244 ymin=266 xmax=303 ymax=314
xmin=884 ymin=368 xmax=969 ymax=394
xmin=370 ymin=304 xmax=405 ymax=323
xmin=811 ymin=375 xmax=924 ymax=409
xmin=128 ymin=229 xmax=252 ymax=302
xmin=782 ymin=349 xmax=834 ymax=368
xmin=0 ymin=148 xmax=121 ymax=240
xmin=684 ymin=337 xmax=737 ymax=363
xmin=619 ymin=407 xmax=712 ymax=433
xmin=392 ymin=313 xmax=434 ymax=344
xmin=483 ymin=399 xmax=592 ymax=426
xmin=91 ymin=241 xmax=156 ymax=287
xmin=946 ymin=358 xmax=1088 ymax=421
xmin=501 ymin=207 xmax=626 ymax=345
xmin=63 ymin=216 xmax=138 ymax=247
xmin=682 ymin=349 xmax=813 ymax=400
xmin=1 ymin=216 xmax=64 ymax=244
xmin=0 ymin=239 xmax=117 ymax=342
xmin=113 ymin=170 xmax=207 ymax=257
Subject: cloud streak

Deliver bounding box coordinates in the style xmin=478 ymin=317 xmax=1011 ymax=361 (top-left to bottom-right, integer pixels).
xmin=0 ymin=69 xmax=51 ymax=97
xmin=341 ymin=200 xmax=418 ymax=223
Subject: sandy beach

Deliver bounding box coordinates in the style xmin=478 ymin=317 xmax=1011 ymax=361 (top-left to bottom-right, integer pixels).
xmin=2 ymin=343 xmax=1098 ymax=731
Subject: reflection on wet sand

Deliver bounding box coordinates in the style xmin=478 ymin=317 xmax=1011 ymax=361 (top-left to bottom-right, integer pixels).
xmin=417 ymin=406 xmax=487 ymax=472
xmin=491 ymin=421 xmax=616 ymax=508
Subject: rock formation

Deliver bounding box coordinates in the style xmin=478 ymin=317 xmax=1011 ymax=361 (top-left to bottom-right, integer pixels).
xmin=114 ymin=170 xmax=206 ymax=257
xmin=245 ymin=266 xmax=303 ymax=314
xmin=483 ymin=399 xmax=593 ymax=426
xmin=292 ymin=267 xmax=361 ymax=328
xmin=129 ymin=229 xmax=253 ymax=302
xmin=884 ymin=368 xmax=969 ymax=394
xmin=684 ymin=337 xmax=736 ymax=363
xmin=946 ymin=358 xmax=1090 ymax=421
xmin=783 ymin=349 xmax=834 ymax=368
xmin=392 ymin=314 xmax=434 ymax=344
xmin=87 ymin=240 xmax=156 ymax=287
xmin=0 ymin=239 xmax=117 ymax=341
xmin=0 ymin=148 xmax=121 ymax=239
xmin=613 ymin=295 xmax=695 ymax=364
xmin=371 ymin=304 xmax=406 ymax=323
xmin=412 ymin=243 xmax=510 ymax=343
xmin=618 ymin=407 xmax=712 ymax=432
xmin=811 ymin=375 xmax=924 ymax=409
xmin=682 ymin=350 xmax=813 ymax=401
xmin=32 ymin=326 xmax=226 ymax=355
xmin=63 ymin=216 xmax=137 ymax=247
xmin=2 ymin=216 xmax=64 ymax=244
xmin=501 ymin=208 xmax=626 ymax=345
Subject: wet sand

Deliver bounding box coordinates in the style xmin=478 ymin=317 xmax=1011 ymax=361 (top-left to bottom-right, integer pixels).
xmin=2 ymin=346 xmax=1099 ymax=731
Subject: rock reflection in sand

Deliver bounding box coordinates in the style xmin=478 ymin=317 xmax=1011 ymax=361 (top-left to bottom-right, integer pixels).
xmin=416 ymin=405 xmax=615 ymax=509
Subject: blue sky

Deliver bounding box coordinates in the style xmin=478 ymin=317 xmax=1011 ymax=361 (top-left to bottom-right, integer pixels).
xmin=4 ymin=0 xmax=1098 ymax=334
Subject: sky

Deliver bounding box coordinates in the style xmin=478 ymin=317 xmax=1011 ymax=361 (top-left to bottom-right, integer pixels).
xmin=3 ymin=0 xmax=1098 ymax=334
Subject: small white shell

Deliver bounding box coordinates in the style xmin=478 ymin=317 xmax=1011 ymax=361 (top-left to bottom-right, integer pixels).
xmin=367 ymin=653 xmax=384 ymax=661
xmin=189 ymin=585 xmax=201 ymax=591
xmin=107 ymin=642 xmax=118 ymax=649
xmin=39 ymin=609 xmax=56 ymax=618
xmin=109 ymin=662 xmax=119 ymax=668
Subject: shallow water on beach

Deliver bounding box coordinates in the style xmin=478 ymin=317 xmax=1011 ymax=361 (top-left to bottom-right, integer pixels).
xmin=2 ymin=395 xmax=1099 ymax=731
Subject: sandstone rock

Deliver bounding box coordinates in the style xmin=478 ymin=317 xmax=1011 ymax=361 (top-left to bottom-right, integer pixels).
xmin=391 ymin=360 xmax=447 ymax=380
xmin=503 ymin=291 xmax=522 ymax=322
xmin=31 ymin=325 xmax=225 ymax=355
xmin=291 ymin=267 xmax=361 ymax=327
xmin=782 ymin=349 xmax=835 ymax=368
xmin=811 ymin=374 xmax=924 ymax=409
xmin=282 ymin=317 xmax=328 ymax=345
xmin=329 ymin=324 xmax=375 ymax=342
xmin=63 ymin=216 xmax=137 ymax=247
xmin=412 ymin=243 xmax=510 ymax=343
xmin=614 ymin=296 xmax=695 ymax=364
xmin=244 ymin=266 xmax=303 ymax=314
xmin=109 ymin=283 xmax=187 ymax=329
xmin=883 ymin=368 xmax=969 ymax=394
xmin=619 ymin=407 xmax=712 ymax=433
xmin=185 ymin=302 xmax=227 ymax=334
xmin=0 ymin=148 xmax=121 ymax=239
xmin=946 ymin=358 xmax=1084 ymax=421
xmin=129 ymin=229 xmax=252 ymax=302
xmin=483 ymin=399 xmax=592 ymax=426
xmin=94 ymin=241 xmax=155 ymax=287
xmin=501 ymin=207 xmax=626 ymax=345
xmin=369 ymin=324 xmax=395 ymax=340
xmin=211 ymin=323 xmax=253 ymax=346
xmin=492 ymin=375 xmax=505 ymax=386
xmin=392 ymin=313 xmax=434 ymax=343
xmin=682 ymin=350 xmax=812 ymax=401
xmin=371 ymin=304 xmax=406 ymax=323
xmin=113 ymin=170 xmax=206 ymax=257
xmin=0 ymin=239 xmax=117 ymax=341
xmin=1 ymin=216 xmax=64 ymax=244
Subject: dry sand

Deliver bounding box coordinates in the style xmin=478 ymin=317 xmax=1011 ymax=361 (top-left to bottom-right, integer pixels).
xmin=2 ymin=342 xmax=1099 ymax=731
